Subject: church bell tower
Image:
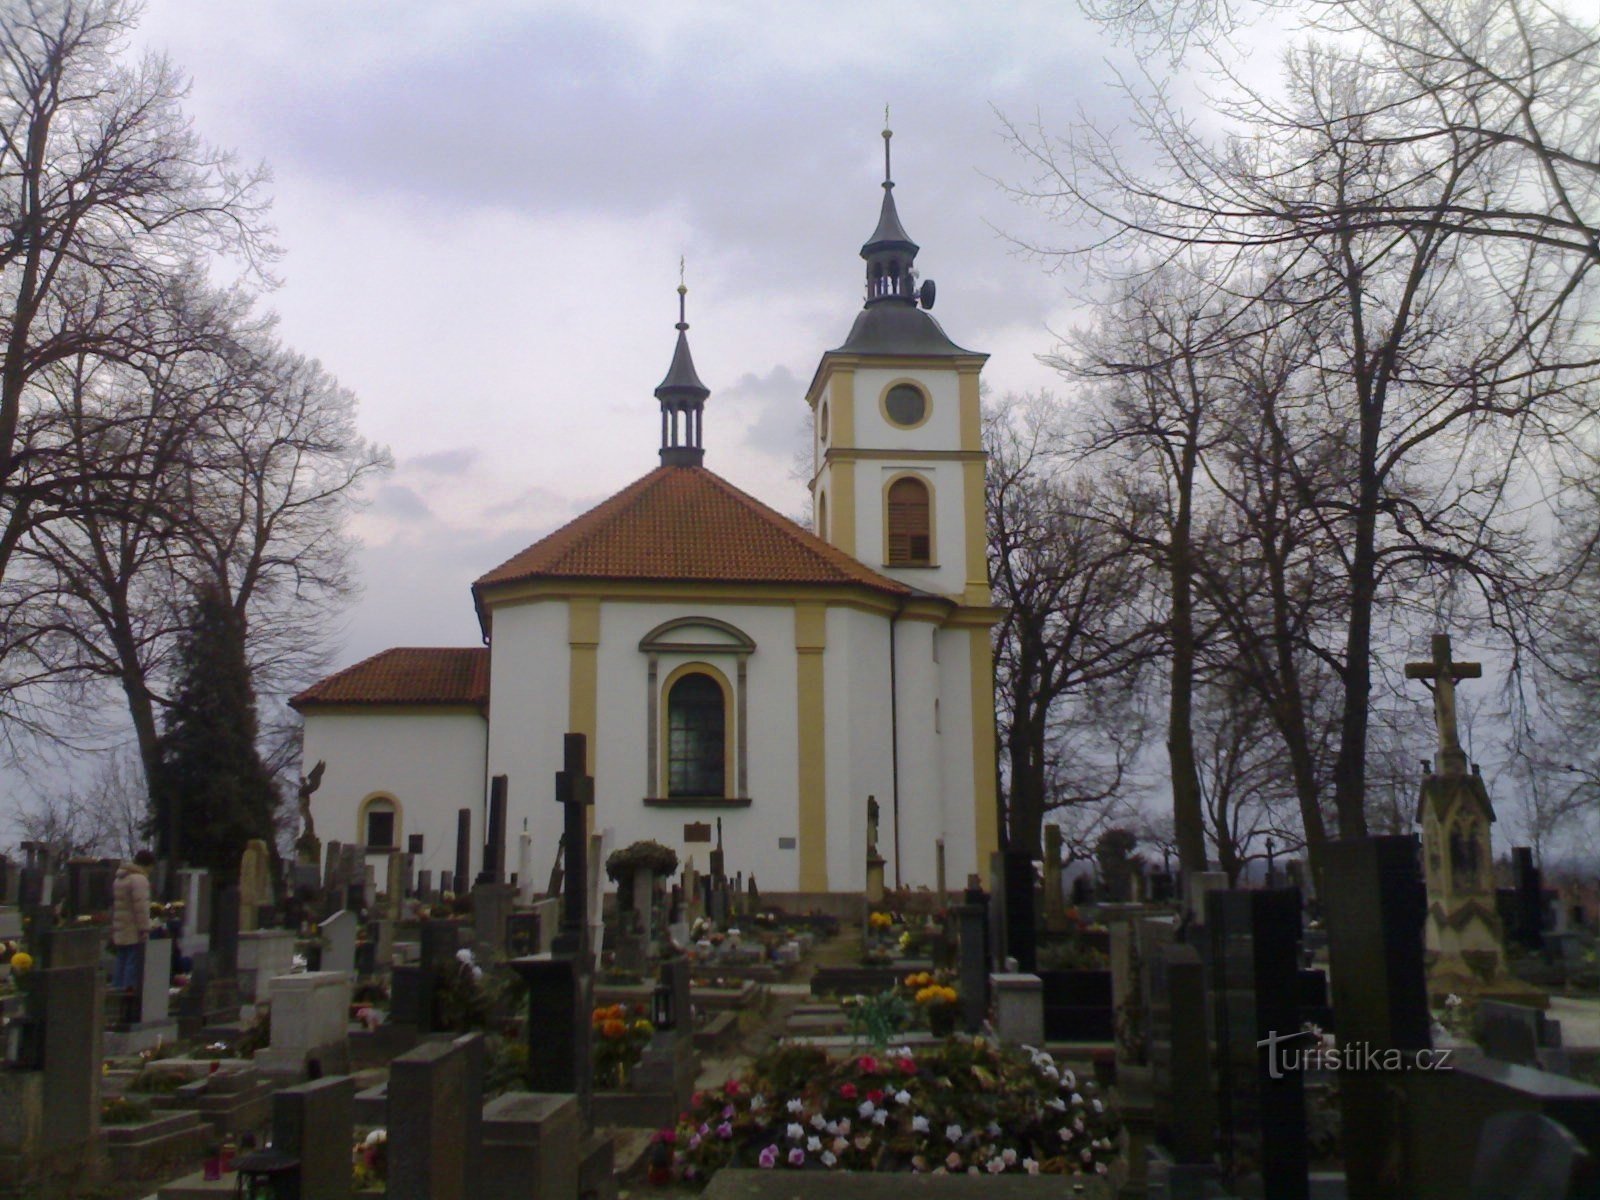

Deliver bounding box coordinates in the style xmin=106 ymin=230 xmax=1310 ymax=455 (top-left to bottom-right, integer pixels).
xmin=805 ymin=125 xmax=990 ymax=607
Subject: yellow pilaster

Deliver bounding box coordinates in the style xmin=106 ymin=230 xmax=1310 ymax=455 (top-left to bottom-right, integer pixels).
xmin=795 ymin=602 xmax=829 ymax=891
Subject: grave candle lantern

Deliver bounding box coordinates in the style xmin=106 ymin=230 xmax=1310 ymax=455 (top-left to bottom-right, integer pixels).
xmin=232 ymin=1148 xmax=299 ymax=1200
xmin=651 ymin=980 xmax=674 ymax=1031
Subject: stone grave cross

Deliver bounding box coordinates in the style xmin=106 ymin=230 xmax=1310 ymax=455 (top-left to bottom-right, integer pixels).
xmin=1404 ymin=632 xmax=1481 ymax=775
xmin=553 ymin=731 xmax=593 ymax=957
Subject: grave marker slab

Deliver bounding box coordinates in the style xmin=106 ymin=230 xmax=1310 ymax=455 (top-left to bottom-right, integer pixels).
xmin=273 ymin=1075 xmax=355 ymax=1200
xmin=387 ymin=1032 xmax=485 ymax=1200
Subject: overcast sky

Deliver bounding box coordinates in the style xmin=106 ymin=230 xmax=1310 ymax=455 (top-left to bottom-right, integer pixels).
xmin=123 ymin=0 xmax=1136 ymax=668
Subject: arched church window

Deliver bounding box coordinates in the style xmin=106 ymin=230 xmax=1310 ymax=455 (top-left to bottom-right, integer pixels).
xmin=817 ymin=492 xmax=829 ymax=541
xmin=887 ymin=475 xmax=932 ymax=565
xmin=668 ymin=672 xmax=726 ymax=797
xmin=363 ymin=797 xmax=397 ymax=849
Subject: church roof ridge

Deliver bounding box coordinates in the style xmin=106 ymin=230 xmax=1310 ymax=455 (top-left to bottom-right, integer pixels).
xmin=290 ymin=646 xmax=489 ymax=710
xmin=473 ymin=464 xmax=912 ymax=597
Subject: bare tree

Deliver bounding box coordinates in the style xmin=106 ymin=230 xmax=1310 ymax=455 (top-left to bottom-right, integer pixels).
xmin=0 ymin=0 xmax=273 ymax=592
xmin=987 ymin=395 xmax=1155 ymax=858
xmin=1010 ymin=4 xmax=1589 ymax=842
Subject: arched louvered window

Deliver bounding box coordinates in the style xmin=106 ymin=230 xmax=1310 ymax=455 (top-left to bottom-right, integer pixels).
xmin=886 ymin=476 xmax=931 ymax=565
xmin=668 ymin=672 xmax=726 ymax=797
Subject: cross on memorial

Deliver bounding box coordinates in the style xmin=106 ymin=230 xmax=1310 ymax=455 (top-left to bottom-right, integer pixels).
xmin=553 ymin=732 xmax=593 ymax=957
xmin=1404 ymin=633 xmax=1481 ymax=775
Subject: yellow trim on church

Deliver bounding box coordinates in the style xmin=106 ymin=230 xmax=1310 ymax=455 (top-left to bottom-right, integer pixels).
xmin=794 ymin=602 xmax=829 ymax=891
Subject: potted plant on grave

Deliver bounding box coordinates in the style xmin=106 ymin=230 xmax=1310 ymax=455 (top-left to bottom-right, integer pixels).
xmin=591 ymin=1003 xmax=655 ymax=1089
xmin=905 ymin=973 xmax=960 ymax=1036
xmin=606 ymin=842 xmax=680 ymax=907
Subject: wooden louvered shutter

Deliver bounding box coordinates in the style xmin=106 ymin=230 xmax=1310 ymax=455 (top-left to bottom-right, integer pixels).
xmin=887 ymin=477 xmax=930 ymax=564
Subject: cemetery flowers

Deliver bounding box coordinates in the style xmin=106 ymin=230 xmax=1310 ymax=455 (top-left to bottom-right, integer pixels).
xmin=666 ymin=1037 xmax=1119 ymax=1184
xmin=593 ymin=1002 xmax=655 ymax=1088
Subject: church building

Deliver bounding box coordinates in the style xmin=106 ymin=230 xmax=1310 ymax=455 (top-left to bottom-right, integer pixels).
xmin=291 ymin=135 xmax=1003 ymax=899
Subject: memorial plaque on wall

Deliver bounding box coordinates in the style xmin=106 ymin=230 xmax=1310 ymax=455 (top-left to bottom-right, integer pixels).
xmin=684 ymin=822 xmax=712 ymax=843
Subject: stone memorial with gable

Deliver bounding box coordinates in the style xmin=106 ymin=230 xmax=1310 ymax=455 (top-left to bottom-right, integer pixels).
xmin=1408 ymin=634 xmax=1545 ymax=1006
xmin=238 ymin=839 xmax=273 ymax=933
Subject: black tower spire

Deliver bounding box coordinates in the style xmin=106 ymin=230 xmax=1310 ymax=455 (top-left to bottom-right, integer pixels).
xmin=656 ymin=266 xmax=709 ymax=467
xmin=861 ymin=118 xmax=921 ymax=305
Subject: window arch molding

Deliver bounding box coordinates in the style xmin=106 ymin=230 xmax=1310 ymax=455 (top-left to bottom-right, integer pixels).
xmin=882 ymin=471 xmax=936 ymax=567
xmin=357 ymin=792 xmax=402 ymax=851
xmin=640 ymin=618 xmax=754 ymax=806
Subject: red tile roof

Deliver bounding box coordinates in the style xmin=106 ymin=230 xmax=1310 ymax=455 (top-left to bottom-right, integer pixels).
xmin=474 ymin=465 xmax=910 ymax=596
xmin=290 ymin=647 xmax=488 ymax=710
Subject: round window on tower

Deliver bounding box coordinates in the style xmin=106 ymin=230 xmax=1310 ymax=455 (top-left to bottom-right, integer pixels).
xmin=819 ymin=401 xmax=830 ymax=443
xmin=883 ymin=382 xmax=929 ymax=428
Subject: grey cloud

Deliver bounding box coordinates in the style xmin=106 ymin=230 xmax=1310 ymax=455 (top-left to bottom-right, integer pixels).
xmin=408 ymin=447 xmax=480 ymax=475
xmin=371 ymin=483 xmax=434 ymax=521
xmin=720 ymin=364 xmax=809 ymax=460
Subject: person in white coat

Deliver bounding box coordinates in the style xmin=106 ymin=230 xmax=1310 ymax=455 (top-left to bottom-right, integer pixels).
xmin=111 ymin=849 xmax=155 ymax=992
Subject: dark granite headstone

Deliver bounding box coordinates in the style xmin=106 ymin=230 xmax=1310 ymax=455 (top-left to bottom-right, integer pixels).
xmin=17 ymin=865 xmax=44 ymax=908
xmin=1322 ymin=835 xmax=1430 ymax=1200
xmin=1513 ymin=847 xmax=1547 ymax=950
xmin=454 ymin=807 xmax=473 ymax=902
xmin=1208 ymin=888 xmax=1307 ymax=1199
xmin=511 ymin=955 xmax=592 ymax=1118
xmin=1480 ymin=999 xmax=1562 ymax=1068
xmin=38 ymin=923 xmax=104 ymax=969
xmin=274 ymin=1075 xmax=355 ymax=1200
xmin=210 ymin=883 xmax=241 ymax=977
xmin=660 ymin=956 xmax=692 ymax=1034
xmin=33 ymin=964 xmax=102 ymax=1149
xmin=956 ymin=899 xmax=989 ymax=1032
xmin=1162 ymin=943 xmax=1216 ymax=1166
xmin=387 ymin=1032 xmax=485 ymax=1200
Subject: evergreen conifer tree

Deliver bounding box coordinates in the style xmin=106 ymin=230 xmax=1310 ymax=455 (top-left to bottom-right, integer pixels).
xmin=152 ymin=582 xmax=280 ymax=871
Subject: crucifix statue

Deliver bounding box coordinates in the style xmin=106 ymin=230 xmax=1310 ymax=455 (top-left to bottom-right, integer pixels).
xmin=553 ymin=732 xmax=594 ymax=957
xmin=1404 ymin=633 xmax=1481 ymax=775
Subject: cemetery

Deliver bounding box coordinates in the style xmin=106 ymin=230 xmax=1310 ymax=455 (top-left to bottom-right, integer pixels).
xmin=9 ymin=649 xmax=1600 ymax=1199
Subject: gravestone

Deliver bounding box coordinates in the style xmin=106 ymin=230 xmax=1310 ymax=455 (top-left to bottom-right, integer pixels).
xmin=273 ymin=1075 xmax=355 ymax=1200
xmin=1408 ymin=635 xmax=1540 ymax=1004
xmin=1479 ymin=999 xmax=1562 ymax=1068
xmin=455 ymin=808 xmax=473 ymax=902
xmin=1162 ymin=943 xmax=1216 ymax=1167
xmin=517 ymin=828 xmax=534 ymax=903
xmin=0 ymin=963 xmax=103 ymax=1197
xmin=1208 ymin=888 xmax=1307 ymax=1199
xmin=991 ymin=973 xmax=1044 ymax=1045
xmin=417 ymin=869 xmax=434 ymax=901
xmin=474 ymin=882 xmax=516 ymax=955
xmin=256 ymin=971 xmax=352 ymax=1076
xmin=238 ymin=839 xmax=273 ymax=933
xmin=210 ymin=883 xmax=241 ymax=978
xmin=1512 ymin=847 xmax=1547 ymax=951
xmin=955 ymin=892 xmax=989 ymax=1033
xmin=387 ymin=1032 xmax=485 ymax=1200
xmin=1322 ymin=835 xmax=1431 ymax=1200
xmin=236 ymin=928 xmax=296 ymax=1003
xmin=990 ymin=849 xmax=1037 ymax=973
xmin=176 ymin=868 xmax=210 ymax=944
xmin=554 ymin=732 xmax=594 ymax=957
xmin=512 ymin=954 xmax=592 ymax=1110
xmin=320 ymin=909 xmax=357 ymax=977
xmin=481 ymin=774 xmax=509 ymax=885
xmin=481 ymin=1092 xmax=580 ymax=1200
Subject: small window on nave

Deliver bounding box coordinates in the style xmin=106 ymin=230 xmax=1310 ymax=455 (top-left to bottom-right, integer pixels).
xmin=364 ymin=798 xmax=396 ymax=849
xmin=887 ymin=475 xmax=932 ymax=565
xmin=668 ymin=672 xmax=726 ymax=798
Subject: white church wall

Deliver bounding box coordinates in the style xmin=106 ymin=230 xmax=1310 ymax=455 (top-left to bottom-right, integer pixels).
xmin=303 ymin=708 xmax=487 ymax=883
xmin=825 ymin=605 xmax=896 ymax=892
xmin=590 ymin=600 xmax=802 ymax=891
xmin=852 ymin=366 xmax=961 ymax=453
xmin=486 ymin=599 xmax=571 ymax=885
xmin=935 ymin=625 xmax=982 ymax=884
xmin=890 ymin=616 xmax=944 ymax=888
